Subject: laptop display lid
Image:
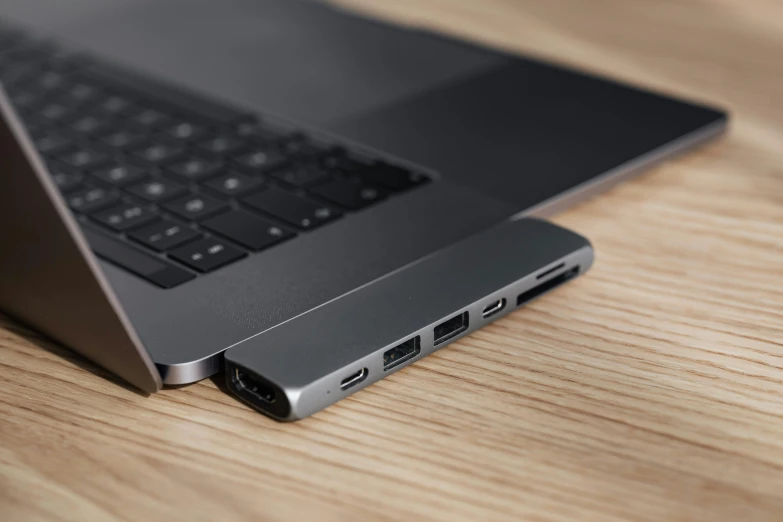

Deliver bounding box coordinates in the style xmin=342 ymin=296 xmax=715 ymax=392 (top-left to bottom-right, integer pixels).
xmin=0 ymin=86 xmax=161 ymax=393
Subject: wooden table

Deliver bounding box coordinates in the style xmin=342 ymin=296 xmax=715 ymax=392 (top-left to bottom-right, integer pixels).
xmin=3 ymin=0 xmax=783 ymax=520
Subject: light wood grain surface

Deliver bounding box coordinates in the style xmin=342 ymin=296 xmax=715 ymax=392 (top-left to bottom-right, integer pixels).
xmin=3 ymin=0 xmax=783 ymax=520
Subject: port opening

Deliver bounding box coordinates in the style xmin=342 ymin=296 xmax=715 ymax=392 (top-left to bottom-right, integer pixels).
xmin=536 ymin=262 xmax=566 ymax=281
xmin=482 ymin=298 xmax=507 ymax=319
xmin=232 ymin=367 xmax=276 ymax=404
xmin=383 ymin=336 xmax=421 ymax=371
xmin=340 ymin=368 xmax=368 ymax=390
xmin=433 ymin=311 xmax=469 ymax=346
xmin=518 ymin=266 xmax=580 ymax=306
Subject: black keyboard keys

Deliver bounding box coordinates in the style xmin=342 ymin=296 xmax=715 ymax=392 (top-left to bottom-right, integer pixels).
xmin=132 ymin=142 xmax=184 ymax=166
xmin=67 ymin=186 xmax=119 ymax=213
xmin=310 ymin=178 xmax=386 ymax=210
xmin=169 ymin=238 xmax=246 ymax=273
xmin=271 ymin=165 xmax=330 ymax=188
xmin=126 ymin=179 xmax=187 ymax=203
xmin=163 ymin=121 xmax=207 ymax=142
xmin=203 ymin=171 xmax=264 ymax=198
xmin=68 ymin=114 xmax=113 ymax=135
xmin=38 ymin=102 xmax=75 ymax=124
xmin=8 ymin=89 xmax=43 ymax=111
xmin=0 ymin=19 xmax=436 ymax=291
xmin=130 ymin=108 xmax=172 ymax=129
xmin=163 ymin=193 xmax=229 ymax=221
xmin=102 ymin=129 xmax=146 ymax=150
xmin=58 ymin=147 xmax=111 ymax=170
xmin=234 ymin=148 xmax=287 ymax=173
xmin=91 ymin=163 xmax=147 ymax=187
xmin=243 ymin=187 xmax=340 ymax=230
xmin=61 ymin=81 xmax=102 ymax=105
xmin=358 ymin=163 xmax=429 ymax=191
xmin=91 ymin=203 xmax=158 ymax=232
xmin=201 ymin=210 xmax=294 ymax=251
xmin=96 ymin=95 xmax=137 ymax=117
xmin=166 ymin=157 xmax=223 ymax=182
xmin=49 ymin=167 xmax=83 ymax=193
xmin=198 ymin=135 xmax=244 ymax=156
xmin=32 ymin=69 xmax=69 ymax=92
xmin=129 ymin=220 xmax=201 ymax=252
xmin=34 ymin=133 xmax=73 ymax=156
xmin=83 ymin=227 xmax=194 ymax=289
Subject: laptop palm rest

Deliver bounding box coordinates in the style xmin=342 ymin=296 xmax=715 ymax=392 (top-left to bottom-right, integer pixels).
xmin=224 ymin=218 xmax=594 ymax=421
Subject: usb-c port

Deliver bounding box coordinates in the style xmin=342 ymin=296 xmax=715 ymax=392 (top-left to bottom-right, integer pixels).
xmin=482 ymin=298 xmax=506 ymax=318
xmin=340 ymin=368 xmax=368 ymax=390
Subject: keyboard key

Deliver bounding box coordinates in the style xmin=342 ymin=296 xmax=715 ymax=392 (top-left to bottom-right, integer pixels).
xmin=96 ymin=95 xmax=137 ymax=116
xmin=201 ymin=210 xmax=295 ymax=251
xmin=166 ymin=157 xmax=223 ymax=182
xmin=33 ymin=133 xmax=73 ymax=155
xmin=128 ymin=220 xmax=201 ymax=252
xmin=243 ymin=187 xmax=341 ymax=230
xmin=126 ymin=178 xmax=187 ymax=203
xmin=31 ymin=69 xmax=69 ymax=91
xmin=49 ymin=167 xmax=83 ymax=193
xmin=68 ymin=114 xmax=114 ymax=135
xmin=58 ymin=147 xmax=111 ymax=170
xmin=132 ymin=142 xmax=184 ymax=166
xmin=168 ymin=238 xmax=246 ymax=272
xmin=310 ymin=178 xmax=387 ymax=210
xmin=321 ymin=152 xmax=372 ymax=173
xmin=67 ymin=186 xmax=119 ymax=213
xmin=83 ymin=227 xmax=194 ymax=288
xmin=130 ymin=108 xmax=172 ymax=129
xmin=271 ymin=165 xmax=330 ymax=187
xmin=91 ymin=203 xmax=158 ymax=232
xmin=163 ymin=193 xmax=229 ymax=221
xmin=358 ymin=163 xmax=429 ymax=191
xmin=101 ymin=129 xmax=146 ymax=150
xmin=203 ymin=171 xmax=264 ymax=198
xmin=233 ymin=147 xmax=287 ymax=173
xmin=197 ymin=134 xmax=244 ymax=156
xmin=102 ymin=129 xmax=146 ymax=150
xmin=60 ymin=81 xmax=101 ymax=105
xmin=38 ymin=102 xmax=75 ymax=124
xmin=91 ymin=163 xmax=148 ymax=187
xmin=8 ymin=89 xmax=44 ymax=111
xmin=163 ymin=121 xmax=207 ymax=142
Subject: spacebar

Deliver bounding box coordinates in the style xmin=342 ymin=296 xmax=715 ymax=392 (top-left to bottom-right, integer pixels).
xmin=82 ymin=227 xmax=195 ymax=289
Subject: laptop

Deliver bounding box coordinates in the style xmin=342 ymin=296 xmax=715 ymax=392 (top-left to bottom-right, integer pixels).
xmin=0 ymin=88 xmax=595 ymax=419
xmin=0 ymin=1 xmax=726 ymax=417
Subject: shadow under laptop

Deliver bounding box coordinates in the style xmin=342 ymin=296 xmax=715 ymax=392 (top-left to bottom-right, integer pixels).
xmin=0 ymin=313 xmax=150 ymax=397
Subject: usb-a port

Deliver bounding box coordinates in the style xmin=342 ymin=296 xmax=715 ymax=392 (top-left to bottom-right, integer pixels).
xmin=433 ymin=311 xmax=469 ymax=346
xmin=383 ymin=336 xmax=421 ymax=371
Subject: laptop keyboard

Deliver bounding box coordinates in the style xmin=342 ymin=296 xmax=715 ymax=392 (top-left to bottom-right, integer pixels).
xmin=0 ymin=23 xmax=431 ymax=288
